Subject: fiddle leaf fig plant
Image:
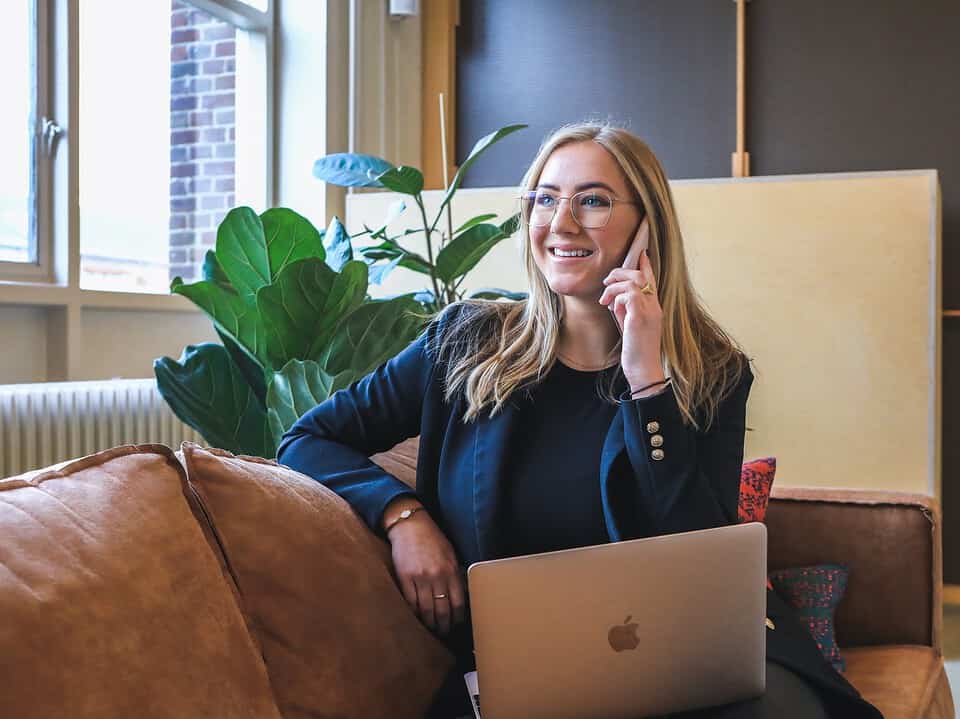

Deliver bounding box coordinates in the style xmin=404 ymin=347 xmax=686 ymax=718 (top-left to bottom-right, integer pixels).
xmin=156 ymin=124 xmax=528 ymax=458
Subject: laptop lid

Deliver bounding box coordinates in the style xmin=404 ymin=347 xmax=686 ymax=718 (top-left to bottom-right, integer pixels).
xmin=467 ymin=522 xmax=767 ymax=719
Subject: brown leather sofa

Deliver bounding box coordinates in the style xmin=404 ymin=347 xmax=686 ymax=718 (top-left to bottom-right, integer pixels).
xmin=0 ymin=438 xmax=953 ymax=719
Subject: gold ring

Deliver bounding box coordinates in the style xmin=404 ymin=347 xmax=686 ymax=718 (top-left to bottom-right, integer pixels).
xmin=639 ymin=282 xmax=655 ymax=295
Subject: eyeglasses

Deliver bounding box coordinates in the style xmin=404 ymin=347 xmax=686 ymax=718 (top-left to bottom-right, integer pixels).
xmin=519 ymin=189 xmax=642 ymax=229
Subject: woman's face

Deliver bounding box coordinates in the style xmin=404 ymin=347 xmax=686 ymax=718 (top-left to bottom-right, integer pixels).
xmin=529 ymin=141 xmax=643 ymax=301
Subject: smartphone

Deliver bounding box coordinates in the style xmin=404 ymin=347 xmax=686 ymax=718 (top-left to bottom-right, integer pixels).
xmin=611 ymin=217 xmax=650 ymax=334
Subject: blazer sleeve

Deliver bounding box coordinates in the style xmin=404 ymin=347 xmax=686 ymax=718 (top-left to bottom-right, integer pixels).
xmin=621 ymin=361 xmax=754 ymax=535
xmin=275 ymin=307 xmax=453 ymax=539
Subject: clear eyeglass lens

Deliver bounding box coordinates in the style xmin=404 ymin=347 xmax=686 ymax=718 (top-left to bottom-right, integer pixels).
xmin=522 ymin=190 xmax=613 ymax=228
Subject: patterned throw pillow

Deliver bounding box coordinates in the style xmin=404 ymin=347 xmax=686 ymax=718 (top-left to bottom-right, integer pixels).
xmin=767 ymin=563 xmax=850 ymax=673
xmin=738 ymin=457 xmax=777 ymax=589
xmin=739 ymin=456 xmax=777 ymax=523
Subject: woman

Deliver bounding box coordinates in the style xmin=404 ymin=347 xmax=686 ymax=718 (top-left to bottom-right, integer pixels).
xmin=276 ymin=123 xmax=882 ymax=718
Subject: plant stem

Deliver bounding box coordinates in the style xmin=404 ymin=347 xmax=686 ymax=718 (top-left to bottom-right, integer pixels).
xmin=415 ymin=195 xmax=443 ymax=307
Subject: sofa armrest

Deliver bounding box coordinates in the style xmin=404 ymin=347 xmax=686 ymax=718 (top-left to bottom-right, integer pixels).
xmin=766 ymin=486 xmax=941 ymax=652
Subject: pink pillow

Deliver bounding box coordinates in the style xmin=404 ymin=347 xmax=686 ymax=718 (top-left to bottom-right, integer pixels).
xmin=738 ymin=457 xmax=777 ymax=589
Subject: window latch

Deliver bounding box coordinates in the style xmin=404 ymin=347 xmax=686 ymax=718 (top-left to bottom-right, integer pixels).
xmin=40 ymin=117 xmax=64 ymax=156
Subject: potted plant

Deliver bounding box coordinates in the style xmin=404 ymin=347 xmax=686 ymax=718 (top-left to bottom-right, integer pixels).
xmin=155 ymin=124 xmax=527 ymax=458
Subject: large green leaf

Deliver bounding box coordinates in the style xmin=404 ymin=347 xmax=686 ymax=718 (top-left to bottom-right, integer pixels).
xmin=433 ymin=124 xmax=527 ymax=227
xmin=454 ymin=213 xmax=497 ymax=235
xmin=265 ymin=359 xmax=336 ymax=451
xmin=312 ymin=153 xmax=394 ymax=187
xmin=319 ymin=294 xmax=428 ymax=383
xmin=215 ymin=207 xmax=271 ymax=303
xmin=215 ymin=327 xmax=267 ymax=407
xmin=255 ymin=258 xmax=368 ymax=368
xmin=172 ymin=277 xmax=271 ymax=368
xmin=154 ymin=343 xmax=274 ymax=458
xmin=435 ymin=223 xmax=510 ymax=283
xmin=376 ymin=166 xmax=424 ymax=196
xmin=368 ymin=255 xmax=403 ymax=285
xmin=261 ymin=208 xmax=325 ymax=277
xmin=324 ymin=216 xmax=352 ymax=271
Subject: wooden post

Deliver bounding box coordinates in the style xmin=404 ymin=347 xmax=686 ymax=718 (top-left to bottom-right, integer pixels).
xmin=731 ymin=0 xmax=751 ymax=177
xmin=422 ymin=0 xmax=459 ymax=190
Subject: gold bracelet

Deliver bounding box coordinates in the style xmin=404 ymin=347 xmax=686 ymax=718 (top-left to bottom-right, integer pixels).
xmin=384 ymin=505 xmax=425 ymax=535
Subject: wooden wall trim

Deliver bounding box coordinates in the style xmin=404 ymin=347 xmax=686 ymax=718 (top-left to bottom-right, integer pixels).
xmin=421 ymin=0 xmax=459 ymax=190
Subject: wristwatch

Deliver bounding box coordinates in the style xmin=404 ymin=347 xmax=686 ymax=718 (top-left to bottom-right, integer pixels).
xmin=384 ymin=505 xmax=425 ymax=535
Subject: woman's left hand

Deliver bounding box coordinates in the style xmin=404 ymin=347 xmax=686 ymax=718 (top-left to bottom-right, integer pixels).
xmin=598 ymin=250 xmax=666 ymax=391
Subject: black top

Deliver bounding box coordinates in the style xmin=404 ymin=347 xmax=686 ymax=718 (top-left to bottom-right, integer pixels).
xmin=500 ymin=360 xmax=627 ymax=557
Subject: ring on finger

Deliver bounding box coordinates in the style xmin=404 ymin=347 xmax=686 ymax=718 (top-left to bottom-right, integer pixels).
xmin=433 ymin=593 xmax=448 ymax=600
xmin=639 ymin=282 xmax=655 ymax=295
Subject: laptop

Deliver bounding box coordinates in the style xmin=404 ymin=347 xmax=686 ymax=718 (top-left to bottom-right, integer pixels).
xmin=466 ymin=522 xmax=767 ymax=719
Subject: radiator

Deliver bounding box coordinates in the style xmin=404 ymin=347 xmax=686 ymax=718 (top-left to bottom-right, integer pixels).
xmin=0 ymin=379 xmax=204 ymax=478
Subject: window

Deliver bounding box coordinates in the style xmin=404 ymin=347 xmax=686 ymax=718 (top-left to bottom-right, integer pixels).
xmin=78 ymin=0 xmax=271 ymax=293
xmin=0 ymin=0 xmax=38 ymax=266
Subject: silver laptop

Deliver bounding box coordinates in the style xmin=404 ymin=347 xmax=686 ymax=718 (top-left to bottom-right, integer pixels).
xmin=466 ymin=522 xmax=767 ymax=719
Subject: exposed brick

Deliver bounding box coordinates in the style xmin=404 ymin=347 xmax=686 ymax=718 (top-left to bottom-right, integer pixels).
xmin=215 ymin=178 xmax=235 ymax=192
xmin=228 ymin=127 xmax=235 ymax=141
xmin=171 ymin=111 xmax=189 ymax=129
xmin=202 ymin=93 xmax=233 ymax=110
xmin=190 ymin=145 xmax=212 ymax=160
xmin=170 ymin=180 xmax=187 ymax=197
xmin=214 ymin=109 xmax=235 ymax=125
xmin=171 ymin=197 xmax=196 ymax=212
xmin=201 ymin=127 xmax=225 ymax=143
xmin=171 ymin=61 xmax=197 ymax=79
xmin=169 ymin=249 xmax=188 ymax=264
xmin=170 ymin=44 xmax=187 ymax=62
xmin=171 ymin=95 xmax=198 ymax=112
xmin=203 ymin=24 xmax=234 ymax=42
xmin=169 ymin=265 xmax=195 ymax=282
xmin=192 ymin=178 xmax=212 ymax=193
xmin=215 ymin=41 xmax=236 ymax=57
xmin=215 ymin=144 xmax=235 ymax=159
xmin=170 ymin=230 xmax=195 ymax=246
xmin=194 ymin=214 xmax=213 ymax=229
xmin=203 ymin=161 xmax=234 ymax=177
xmin=171 ymin=130 xmax=198 ymax=145
xmin=189 ymin=111 xmax=213 ymax=127
xmin=171 ymin=10 xmax=189 ymax=29
xmin=169 ymin=215 xmax=187 ymax=231
xmin=214 ymin=75 xmax=235 ymax=91
xmin=171 ymin=29 xmax=199 ymax=44
xmin=170 ymin=146 xmax=188 ymax=163
xmin=201 ymin=231 xmax=217 ymax=244
xmin=202 ymin=59 xmax=224 ymax=74
xmin=224 ymin=59 xmax=235 ymax=73
xmin=226 ymin=194 xmax=235 ymax=206
xmin=188 ymin=44 xmax=212 ymax=61
xmin=170 ymin=163 xmax=197 ymax=178
xmin=201 ymin=195 xmax=225 ymax=210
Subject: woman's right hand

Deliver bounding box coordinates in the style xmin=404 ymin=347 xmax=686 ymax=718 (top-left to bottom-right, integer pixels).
xmin=385 ymin=501 xmax=467 ymax=638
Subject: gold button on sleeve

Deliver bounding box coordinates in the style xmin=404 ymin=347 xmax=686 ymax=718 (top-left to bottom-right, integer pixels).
xmin=650 ymin=434 xmax=664 ymax=448
xmin=651 ymin=449 xmax=665 ymax=461
xmin=646 ymin=421 xmax=660 ymax=434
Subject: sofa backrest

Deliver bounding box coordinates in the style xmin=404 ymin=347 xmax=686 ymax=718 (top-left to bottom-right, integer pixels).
xmin=767 ymin=487 xmax=939 ymax=651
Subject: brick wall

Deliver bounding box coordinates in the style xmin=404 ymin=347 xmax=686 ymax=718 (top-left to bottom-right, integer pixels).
xmin=169 ymin=1 xmax=236 ymax=283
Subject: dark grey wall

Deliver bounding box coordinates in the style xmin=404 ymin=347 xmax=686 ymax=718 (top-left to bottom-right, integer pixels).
xmin=456 ymin=0 xmax=960 ymax=580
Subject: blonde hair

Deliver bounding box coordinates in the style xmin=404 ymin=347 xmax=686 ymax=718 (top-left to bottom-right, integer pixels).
xmin=429 ymin=122 xmax=752 ymax=431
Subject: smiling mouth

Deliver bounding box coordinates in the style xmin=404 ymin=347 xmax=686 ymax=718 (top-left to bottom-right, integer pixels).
xmin=549 ymin=248 xmax=594 ymax=258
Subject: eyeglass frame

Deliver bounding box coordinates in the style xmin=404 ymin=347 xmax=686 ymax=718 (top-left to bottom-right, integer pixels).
xmin=518 ymin=189 xmax=644 ymax=229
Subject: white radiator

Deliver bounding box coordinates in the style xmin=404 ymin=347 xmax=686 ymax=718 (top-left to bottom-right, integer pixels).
xmin=0 ymin=379 xmax=204 ymax=478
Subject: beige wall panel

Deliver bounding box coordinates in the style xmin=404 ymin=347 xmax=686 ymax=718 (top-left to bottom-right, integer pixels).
xmin=0 ymin=306 xmax=49 ymax=384
xmin=77 ymin=309 xmax=218 ymax=381
xmin=347 ymin=170 xmax=941 ymax=496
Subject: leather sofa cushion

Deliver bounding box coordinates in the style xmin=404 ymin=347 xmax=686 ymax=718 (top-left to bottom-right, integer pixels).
xmin=179 ymin=442 xmax=454 ymax=719
xmin=842 ymin=646 xmax=954 ymax=719
xmin=0 ymin=445 xmax=282 ymax=719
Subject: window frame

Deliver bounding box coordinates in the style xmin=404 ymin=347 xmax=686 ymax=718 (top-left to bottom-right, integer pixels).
xmin=0 ymin=0 xmax=276 ymax=300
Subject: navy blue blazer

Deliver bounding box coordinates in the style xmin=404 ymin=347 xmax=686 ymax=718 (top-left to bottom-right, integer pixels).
xmin=276 ymin=302 xmax=881 ymax=718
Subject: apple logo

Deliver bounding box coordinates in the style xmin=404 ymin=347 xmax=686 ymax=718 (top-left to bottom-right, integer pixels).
xmin=608 ymin=615 xmax=640 ymax=652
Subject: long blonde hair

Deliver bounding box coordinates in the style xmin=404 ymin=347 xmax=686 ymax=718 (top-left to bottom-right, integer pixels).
xmin=430 ymin=122 xmax=752 ymax=431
